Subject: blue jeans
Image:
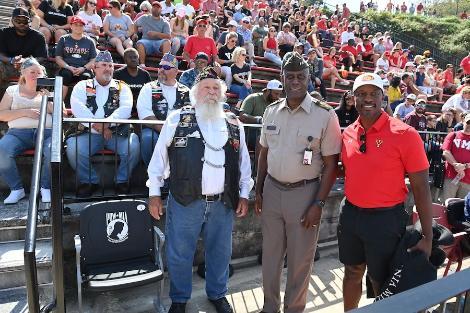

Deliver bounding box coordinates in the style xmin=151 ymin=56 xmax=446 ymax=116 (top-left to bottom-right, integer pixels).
xmin=230 ymin=84 xmax=252 ymax=101
xmin=166 ymin=194 xmax=234 ymax=302
xmin=0 ymin=128 xmax=52 ymax=190
xmin=141 ymin=127 xmax=159 ymax=166
xmin=65 ymin=132 xmax=140 ymax=184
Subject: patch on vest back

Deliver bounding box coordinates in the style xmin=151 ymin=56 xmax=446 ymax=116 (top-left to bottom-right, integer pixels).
xmin=174 ymin=137 xmax=188 ymax=148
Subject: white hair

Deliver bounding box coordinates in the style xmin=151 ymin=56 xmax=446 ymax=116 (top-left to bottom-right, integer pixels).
xmin=189 ymin=78 xmax=228 ymax=120
xmin=140 ymin=1 xmax=152 ymax=11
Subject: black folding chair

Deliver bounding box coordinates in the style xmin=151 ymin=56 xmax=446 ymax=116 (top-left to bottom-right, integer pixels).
xmin=74 ymin=199 xmax=165 ymax=313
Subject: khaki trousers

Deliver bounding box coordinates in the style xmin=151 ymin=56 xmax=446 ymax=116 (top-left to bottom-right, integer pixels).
xmin=441 ymin=178 xmax=470 ymax=202
xmin=261 ymin=176 xmax=320 ymax=313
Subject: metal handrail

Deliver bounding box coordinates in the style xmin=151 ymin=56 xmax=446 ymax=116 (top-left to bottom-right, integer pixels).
xmin=49 ymin=77 xmax=65 ymax=313
xmin=24 ymin=93 xmax=49 ymax=313
xmin=351 ymin=268 xmax=470 ymax=313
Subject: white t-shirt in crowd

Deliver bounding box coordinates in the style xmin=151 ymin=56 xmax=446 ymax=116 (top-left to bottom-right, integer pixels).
xmin=77 ymin=11 xmax=103 ymax=38
xmin=6 ymin=85 xmax=52 ymax=129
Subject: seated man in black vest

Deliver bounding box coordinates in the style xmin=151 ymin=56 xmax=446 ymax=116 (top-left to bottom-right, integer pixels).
xmin=147 ymin=67 xmax=253 ymax=313
xmin=66 ymin=50 xmax=140 ymax=197
xmin=137 ymin=53 xmax=190 ymax=166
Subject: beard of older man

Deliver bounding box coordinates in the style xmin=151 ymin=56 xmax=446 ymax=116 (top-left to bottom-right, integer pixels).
xmin=190 ymin=79 xmax=227 ymax=120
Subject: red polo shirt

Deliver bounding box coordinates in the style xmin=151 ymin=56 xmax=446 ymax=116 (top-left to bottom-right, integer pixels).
xmin=341 ymin=111 xmax=429 ymax=208
xmin=442 ymin=131 xmax=470 ymax=184
xmin=460 ymin=56 xmax=470 ymax=75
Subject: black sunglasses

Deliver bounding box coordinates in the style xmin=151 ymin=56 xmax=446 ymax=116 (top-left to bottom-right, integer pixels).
xmin=159 ymin=65 xmax=175 ymax=70
xmin=359 ymin=133 xmax=366 ymax=153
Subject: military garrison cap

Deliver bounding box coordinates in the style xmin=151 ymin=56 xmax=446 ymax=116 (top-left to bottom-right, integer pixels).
xmin=281 ymin=52 xmax=309 ymax=72
xmin=194 ymin=66 xmax=219 ymax=85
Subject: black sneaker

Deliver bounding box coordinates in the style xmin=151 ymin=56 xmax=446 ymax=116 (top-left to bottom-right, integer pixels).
xmin=76 ymin=183 xmax=99 ymax=198
xmin=209 ymin=297 xmax=233 ymax=313
xmin=115 ymin=182 xmax=129 ymax=194
xmin=168 ymin=302 xmax=186 ymax=313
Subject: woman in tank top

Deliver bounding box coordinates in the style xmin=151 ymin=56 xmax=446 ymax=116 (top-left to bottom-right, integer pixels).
xmin=0 ymin=58 xmax=54 ymax=204
xmin=263 ymin=26 xmax=281 ymax=67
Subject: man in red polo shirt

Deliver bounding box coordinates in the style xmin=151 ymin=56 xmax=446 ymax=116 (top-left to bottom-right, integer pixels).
xmin=339 ymin=73 xmax=433 ymax=310
xmin=183 ymin=18 xmax=219 ymax=66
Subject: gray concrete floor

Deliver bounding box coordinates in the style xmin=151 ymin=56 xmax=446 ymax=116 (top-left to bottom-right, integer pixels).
xmin=2 ymin=245 xmax=469 ymax=313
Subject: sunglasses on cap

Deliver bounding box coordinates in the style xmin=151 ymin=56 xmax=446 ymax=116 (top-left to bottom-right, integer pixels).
xmin=159 ymin=64 xmax=176 ymax=70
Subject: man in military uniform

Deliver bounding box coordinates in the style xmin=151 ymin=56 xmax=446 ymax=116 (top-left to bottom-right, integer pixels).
xmin=137 ymin=53 xmax=190 ymax=165
xmin=255 ymin=52 xmax=342 ymax=313
xmin=66 ymin=51 xmax=140 ymax=197
xmin=147 ymin=67 xmax=253 ymax=313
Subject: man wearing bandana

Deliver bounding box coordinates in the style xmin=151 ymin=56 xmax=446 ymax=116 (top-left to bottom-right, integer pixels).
xmin=147 ymin=67 xmax=252 ymax=313
xmin=66 ymin=50 xmax=140 ymax=197
xmin=137 ymin=53 xmax=190 ymax=166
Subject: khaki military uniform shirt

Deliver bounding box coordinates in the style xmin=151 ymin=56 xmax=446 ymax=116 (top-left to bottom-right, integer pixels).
xmin=259 ymin=94 xmax=342 ymax=183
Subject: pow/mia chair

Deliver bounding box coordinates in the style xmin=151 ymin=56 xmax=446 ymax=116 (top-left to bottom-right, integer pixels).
xmin=74 ymin=199 xmax=165 ymax=313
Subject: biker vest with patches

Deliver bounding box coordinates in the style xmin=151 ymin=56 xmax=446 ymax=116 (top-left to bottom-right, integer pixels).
xmin=150 ymin=80 xmax=190 ymax=120
xmin=86 ymin=79 xmax=124 ymax=117
xmin=168 ymin=106 xmax=241 ymax=210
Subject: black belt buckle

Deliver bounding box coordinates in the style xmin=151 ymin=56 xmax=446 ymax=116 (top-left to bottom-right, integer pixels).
xmin=204 ymin=194 xmax=221 ymax=202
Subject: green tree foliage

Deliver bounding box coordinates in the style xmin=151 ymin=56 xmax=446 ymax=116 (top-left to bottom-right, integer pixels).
xmin=359 ymin=11 xmax=469 ymax=58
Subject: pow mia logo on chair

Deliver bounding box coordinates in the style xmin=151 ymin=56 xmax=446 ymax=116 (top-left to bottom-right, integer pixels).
xmin=106 ymin=212 xmax=129 ymax=244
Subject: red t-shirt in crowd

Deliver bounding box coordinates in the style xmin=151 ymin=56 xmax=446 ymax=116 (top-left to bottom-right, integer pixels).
xmin=442 ymin=131 xmax=470 ymax=184
xmin=339 ymin=45 xmax=358 ymax=59
xmin=342 ymin=111 xmax=429 ymax=208
xmin=399 ymin=55 xmax=408 ymax=68
xmin=389 ymin=53 xmax=401 ymax=67
xmin=316 ymin=19 xmax=327 ymax=30
xmin=184 ymin=35 xmax=218 ymax=61
xmin=323 ymin=55 xmax=337 ymax=68
xmin=190 ymin=0 xmax=202 ymax=10
xmin=460 ymin=56 xmax=470 ymax=75
xmin=443 ymin=69 xmax=454 ymax=85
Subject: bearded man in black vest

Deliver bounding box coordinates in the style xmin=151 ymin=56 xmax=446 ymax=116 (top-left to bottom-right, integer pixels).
xmin=147 ymin=68 xmax=252 ymax=313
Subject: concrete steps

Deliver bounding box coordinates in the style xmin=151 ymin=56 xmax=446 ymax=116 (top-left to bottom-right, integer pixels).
xmin=0 ymin=238 xmax=53 ymax=289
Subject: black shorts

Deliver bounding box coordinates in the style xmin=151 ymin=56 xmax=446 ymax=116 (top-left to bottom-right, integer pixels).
xmin=337 ymin=198 xmax=408 ymax=286
xmin=58 ymin=68 xmax=93 ymax=86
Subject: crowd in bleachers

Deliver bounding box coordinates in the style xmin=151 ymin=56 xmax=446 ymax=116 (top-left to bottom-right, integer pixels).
xmin=0 ymin=0 xmax=470 ymax=204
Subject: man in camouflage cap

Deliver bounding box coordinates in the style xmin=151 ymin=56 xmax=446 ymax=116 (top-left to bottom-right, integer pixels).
xmin=255 ymin=52 xmax=342 ymax=312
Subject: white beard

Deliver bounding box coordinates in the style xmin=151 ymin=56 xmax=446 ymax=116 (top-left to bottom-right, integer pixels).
xmin=194 ymin=97 xmax=226 ymax=120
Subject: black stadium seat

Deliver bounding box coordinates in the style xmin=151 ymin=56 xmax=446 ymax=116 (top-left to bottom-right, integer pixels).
xmin=74 ymin=199 xmax=165 ymax=313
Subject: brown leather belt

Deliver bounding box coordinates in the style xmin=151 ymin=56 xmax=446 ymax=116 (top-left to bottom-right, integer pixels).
xmin=268 ymin=174 xmax=319 ymax=189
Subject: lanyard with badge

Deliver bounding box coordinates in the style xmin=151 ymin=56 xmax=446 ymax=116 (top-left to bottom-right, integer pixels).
xmin=303 ymin=136 xmax=314 ymax=165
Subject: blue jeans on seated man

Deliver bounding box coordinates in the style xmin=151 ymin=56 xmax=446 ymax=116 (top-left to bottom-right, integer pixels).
xmin=230 ymin=84 xmax=252 ymax=101
xmin=0 ymin=128 xmax=52 ymax=190
xmin=141 ymin=127 xmax=159 ymax=166
xmin=65 ymin=132 xmax=140 ymax=184
xmin=166 ymin=194 xmax=234 ymax=303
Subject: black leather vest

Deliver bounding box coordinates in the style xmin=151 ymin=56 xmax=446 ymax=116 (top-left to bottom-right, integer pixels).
xmin=86 ymin=79 xmax=123 ymax=117
xmin=168 ymin=107 xmax=240 ymax=210
xmin=150 ymin=80 xmax=190 ymax=120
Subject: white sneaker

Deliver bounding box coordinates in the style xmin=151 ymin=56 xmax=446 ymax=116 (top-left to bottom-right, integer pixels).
xmin=40 ymin=188 xmax=51 ymax=203
xmin=4 ymin=189 xmax=26 ymax=204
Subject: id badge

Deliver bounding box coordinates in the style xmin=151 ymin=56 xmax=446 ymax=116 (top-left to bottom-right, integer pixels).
xmin=303 ymin=149 xmax=313 ymax=165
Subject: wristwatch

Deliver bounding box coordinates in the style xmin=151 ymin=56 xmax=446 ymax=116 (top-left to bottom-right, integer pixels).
xmin=313 ymin=200 xmax=325 ymax=209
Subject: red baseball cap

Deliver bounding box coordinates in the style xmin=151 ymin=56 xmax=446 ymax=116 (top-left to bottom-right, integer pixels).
xmin=196 ymin=19 xmax=209 ymax=25
xmin=152 ymin=1 xmax=161 ymax=7
xmin=70 ymin=15 xmax=86 ymax=25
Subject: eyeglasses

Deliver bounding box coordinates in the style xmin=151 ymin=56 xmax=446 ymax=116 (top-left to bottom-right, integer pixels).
xmin=241 ymin=53 xmax=247 ymax=56
xmin=359 ymin=133 xmax=366 ymax=153
xmin=242 ymin=20 xmax=250 ymax=24
xmin=159 ymin=65 xmax=175 ymax=70
xmin=197 ymin=24 xmax=207 ymax=27
xmin=269 ymin=30 xmax=275 ymax=32
xmin=229 ymin=39 xmax=237 ymax=43
xmin=13 ymin=18 xmax=29 ymax=25
xmin=88 ymin=1 xmax=97 ymax=5
xmin=15 ymin=2 xmax=25 ymax=7
xmin=141 ymin=8 xmax=148 ymax=12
